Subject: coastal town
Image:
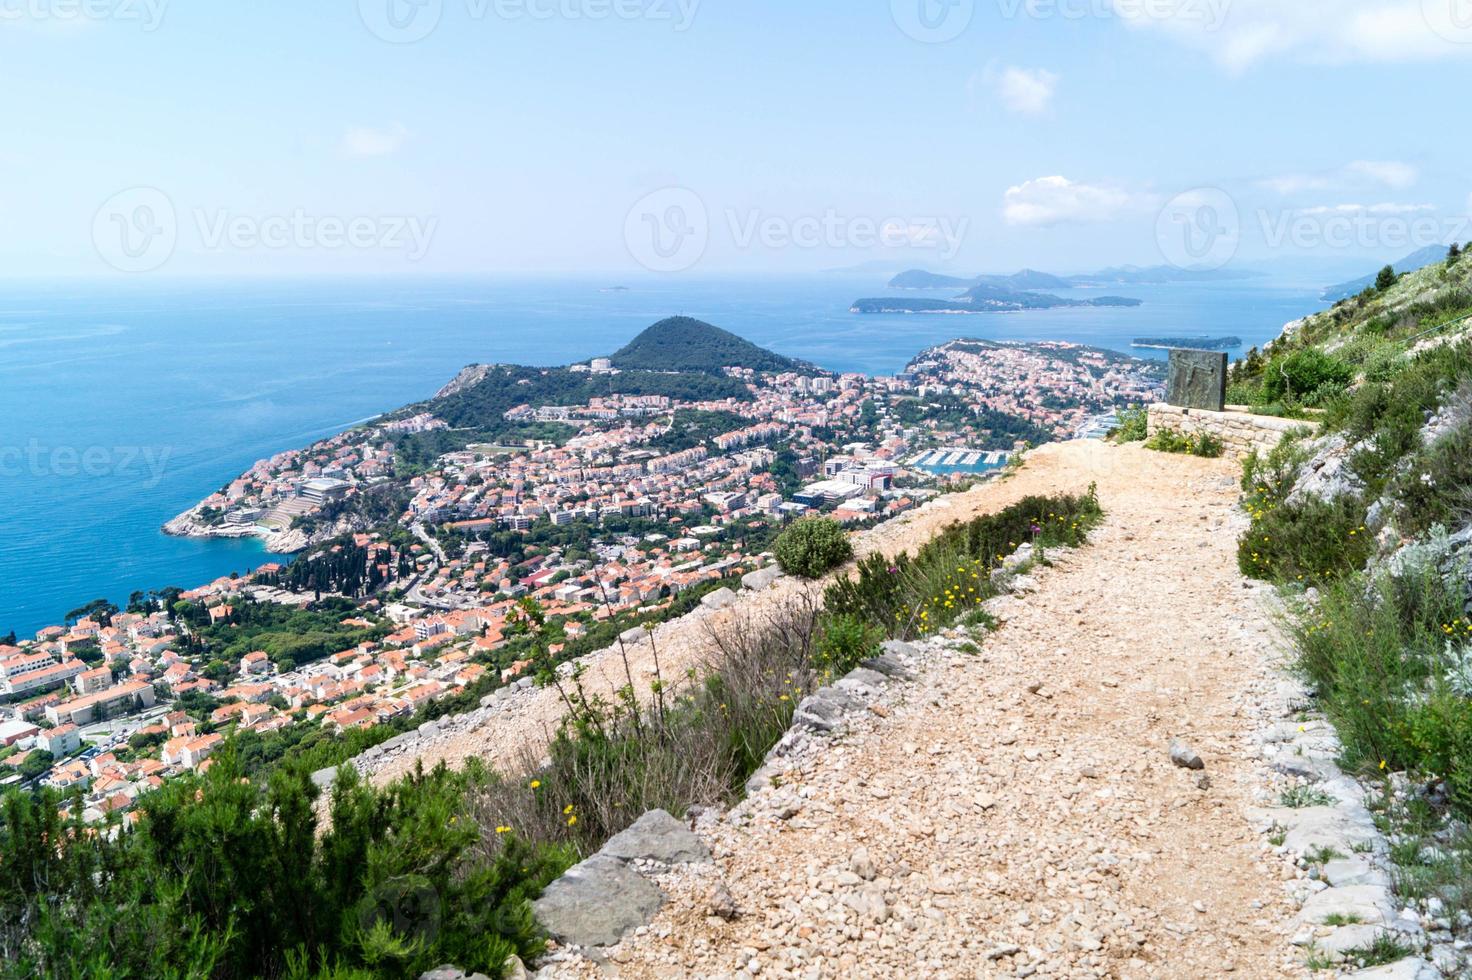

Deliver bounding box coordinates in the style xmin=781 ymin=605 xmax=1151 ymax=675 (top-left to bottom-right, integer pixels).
xmin=0 ymin=326 xmax=1163 ymax=817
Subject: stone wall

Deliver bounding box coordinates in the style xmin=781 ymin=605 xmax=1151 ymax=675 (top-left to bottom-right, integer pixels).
xmin=1147 ymin=403 xmax=1314 ymax=458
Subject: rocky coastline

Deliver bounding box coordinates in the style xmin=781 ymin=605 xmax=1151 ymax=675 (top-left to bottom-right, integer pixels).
xmin=160 ymin=507 xmax=357 ymax=555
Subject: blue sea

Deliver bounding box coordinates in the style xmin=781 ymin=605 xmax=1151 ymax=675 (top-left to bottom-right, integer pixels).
xmin=0 ymin=274 xmax=1327 ymax=637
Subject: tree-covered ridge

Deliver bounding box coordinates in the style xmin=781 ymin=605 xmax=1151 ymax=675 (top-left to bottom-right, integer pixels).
xmin=409 ymin=363 xmax=751 ymax=427
xmin=609 ymin=316 xmax=806 ymax=374
xmin=382 ymin=362 xmax=755 ymax=466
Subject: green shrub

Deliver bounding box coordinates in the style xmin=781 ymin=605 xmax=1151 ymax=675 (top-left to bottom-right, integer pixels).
xmin=472 ymin=596 xmax=825 ymax=857
xmin=1390 ymin=417 xmax=1472 ymax=538
xmin=1279 ymin=785 xmax=1338 ymax=808
xmin=1323 ymin=341 xmax=1471 ymax=496
xmin=1145 ymin=428 xmax=1224 ymax=458
xmin=1343 ymin=933 xmax=1413 ymax=970
xmin=1111 ymin=406 xmax=1148 ymax=443
xmin=1292 ymin=561 xmax=1472 ymax=815
xmin=1260 ymin=349 xmax=1354 ymax=407
xmin=773 ymin=517 xmax=853 ymax=579
xmin=824 ymin=491 xmax=1102 ymax=639
xmin=813 ymin=612 xmax=882 ymax=680
xmin=0 ymin=753 xmax=573 ymax=979
xmin=1240 ymin=431 xmax=1311 ymax=500
xmin=1238 ymin=493 xmax=1371 ymax=584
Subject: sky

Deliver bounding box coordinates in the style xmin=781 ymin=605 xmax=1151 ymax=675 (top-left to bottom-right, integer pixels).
xmin=2 ymin=0 xmax=1470 ymax=278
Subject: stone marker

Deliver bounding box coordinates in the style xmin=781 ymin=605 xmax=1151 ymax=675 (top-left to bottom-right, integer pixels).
xmin=699 ymin=587 xmax=739 ymax=610
xmin=1169 ymin=739 xmax=1205 ymax=770
xmin=600 ymin=808 xmax=711 ymax=865
xmin=1166 ymin=349 xmax=1228 ymax=412
xmin=532 ymin=854 xmax=664 ymax=947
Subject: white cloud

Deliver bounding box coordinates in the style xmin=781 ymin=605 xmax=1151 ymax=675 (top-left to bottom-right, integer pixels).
xmin=996 ymin=67 xmax=1058 ymax=115
xmin=1344 ymin=160 xmax=1419 ymax=189
xmin=1002 ymin=175 xmax=1150 ymax=226
xmin=1111 ymin=1 xmax=1472 ymax=71
xmin=1258 ymin=160 xmax=1420 ymax=195
xmin=342 ymin=123 xmax=409 ymax=158
xmin=1296 ymin=202 xmax=1435 ymax=215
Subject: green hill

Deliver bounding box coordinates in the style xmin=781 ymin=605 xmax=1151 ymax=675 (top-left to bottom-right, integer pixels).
xmin=610 ymin=316 xmax=804 ymax=374
xmin=1224 ymin=246 xmax=1472 ymax=902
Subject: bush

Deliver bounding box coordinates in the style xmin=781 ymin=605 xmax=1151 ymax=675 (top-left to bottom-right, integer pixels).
xmin=1111 ymin=406 xmax=1148 ymax=443
xmin=1391 ymin=417 xmax=1472 ymax=538
xmin=1293 ymin=561 xmax=1472 ymax=814
xmin=469 ymin=595 xmax=825 ymax=854
xmin=773 ymin=517 xmax=853 ymax=579
xmin=813 ymin=613 xmax=882 ymax=680
xmin=1238 ymin=493 xmax=1371 ymax=584
xmin=824 ymin=491 xmax=1102 ymax=640
xmin=0 ymin=753 xmax=572 ymax=979
xmin=1260 ymin=348 xmax=1354 ymax=407
xmin=1144 ymin=428 xmax=1224 ymax=458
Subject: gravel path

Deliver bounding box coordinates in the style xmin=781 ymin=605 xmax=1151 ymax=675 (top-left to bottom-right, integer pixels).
xmin=540 ymin=441 xmax=1310 ymax=978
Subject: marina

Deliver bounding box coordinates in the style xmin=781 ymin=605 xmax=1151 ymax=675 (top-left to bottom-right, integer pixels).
xmin=907 ymin=448 xmax=1011 ymax=475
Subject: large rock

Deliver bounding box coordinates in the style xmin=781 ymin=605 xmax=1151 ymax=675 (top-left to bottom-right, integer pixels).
xmin=1275 ymin=805 xmax=1382 ymax=854
xmin=793 ymin=685 xmax=866 ymax=733
xmin=1313 ymin=924 xmax=1402 ymax=960
xmin=1349 ymin=958 xmax=1442 ymax=980
xmin=700 ymin=587 xmax=739 ymax=611
xmin=1288 ymin=433 xmax=1364 ymax=504
xmin=1322 ymin=856 xmax=1391 ymax=888
xmin=531 ymin=854 xmax=664 ymax=948
xmin=834 ymin=667 xmax=889 ymax=698
xmin=1169 ymin=740 xmax=1204 ymax=771
xmin=742 ymin=565 xmax=784 ymax=591
xmin=601 ymin=809 xmax=711 ymax=865
xmin=419 ymin=968 xmax=491 ymax=980
xmin=880 ymin=639 xmax=918 ymax=659
xmin=861 ymin=653 xmax=916 ymax=681
xmin=792 ymin=694 xmax=848 ymax=733
xmin=1297 ymin=884 xmax=1396 ymax=927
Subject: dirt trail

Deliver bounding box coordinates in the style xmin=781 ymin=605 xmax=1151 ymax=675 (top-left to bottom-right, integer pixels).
xmin=547 ymin=441 xmax=1307 ymax=979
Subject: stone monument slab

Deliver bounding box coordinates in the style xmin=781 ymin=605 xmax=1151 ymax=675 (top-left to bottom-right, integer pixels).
xmin=1166 ymin=349 xmax=1227 ymax=412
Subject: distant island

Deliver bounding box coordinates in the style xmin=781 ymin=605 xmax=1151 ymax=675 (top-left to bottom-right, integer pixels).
xmin=888 ymin=268 xmax=1074 ymax=290
xmin=1131 ymin=336 xmax=1242 ymax=350
xmin=887 ymin=264 xmax=1261 ymax=291
xmin=852 ymin=290 xmax=1142 ymax=315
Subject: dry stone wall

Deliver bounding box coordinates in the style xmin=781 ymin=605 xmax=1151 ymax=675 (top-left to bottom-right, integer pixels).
xmin=1148 ymin=403 xmax=1314 ymax=458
